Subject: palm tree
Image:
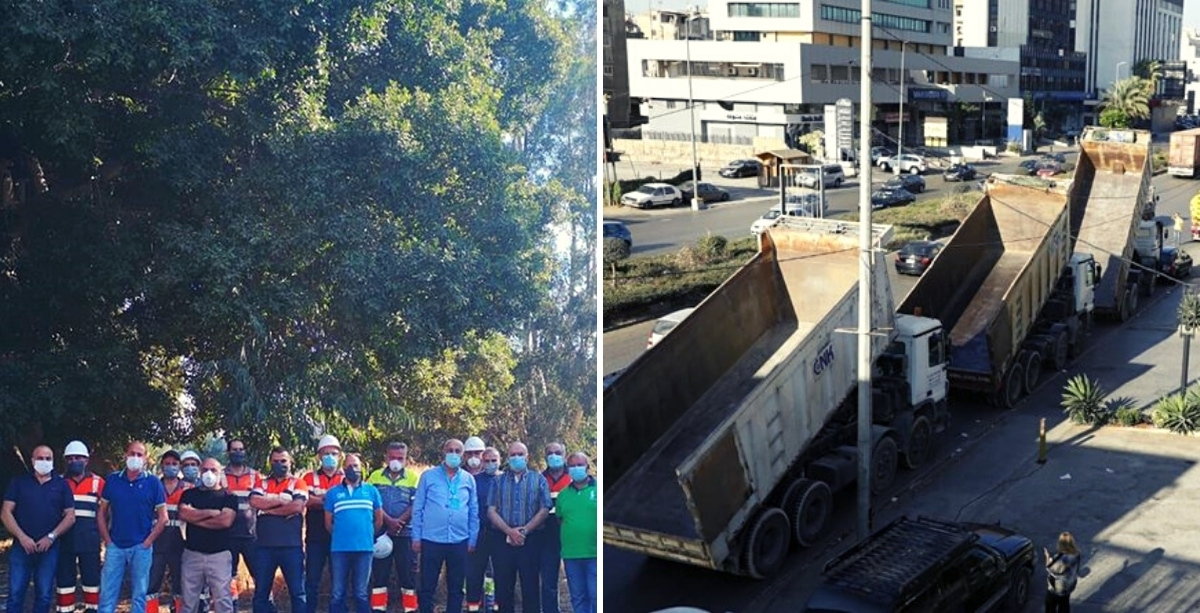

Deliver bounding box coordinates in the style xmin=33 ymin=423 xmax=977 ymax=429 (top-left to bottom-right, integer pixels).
xmin=1099 ymin=77 xmax=1151 ymax=127
xmin=1134 ymin=59 xmax=1164 ymax=97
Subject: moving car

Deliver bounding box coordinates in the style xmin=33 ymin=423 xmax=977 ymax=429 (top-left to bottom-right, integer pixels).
xmin=603 ymin=220 xmax=632 ymax=249
xmin=878 ymin=153 xmax=928 ymax=175
xmin=885 ymin=174 xmax=926 ymax=194
xmin=719 ymin=159 xmax=762 ymax=178
xmin=870 ymin=146 xmax=897 ymax=163
xmin=944 ymin=163 xmax=979 ymax=182
xmin=796 ymin=164 xmax=846 ymax=188
xmin=620 ymin=183 xmax=683 ymax=209
xmin=871 ymin=187 xmax=916 ymax=209
xmin=1017 ymin=159 xmax=1040 ymax=175
xmin=894 ymin=240 xmax=943 ymax=276
xmin=646 ymin=308 xmax=695 ymax=349
xmin=678 ymin=181 xmax=730 ymax=202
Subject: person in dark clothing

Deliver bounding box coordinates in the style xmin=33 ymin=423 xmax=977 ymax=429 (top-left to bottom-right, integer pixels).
xmin=178 ymin=457 xmax=238 ymax=613
xmin=2 ymin=445 xmax=76 ymax=613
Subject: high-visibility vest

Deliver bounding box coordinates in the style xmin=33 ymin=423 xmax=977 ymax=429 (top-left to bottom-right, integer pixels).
xmin=543 ymin=470 xmax=572 ymax=515
xmin=301 ymin=469 xmax=344 ymax=541
xmin=222 ymin=468 xmax=262 ymax=538
xmin=64 ymin=474 xmax=104 ymax=552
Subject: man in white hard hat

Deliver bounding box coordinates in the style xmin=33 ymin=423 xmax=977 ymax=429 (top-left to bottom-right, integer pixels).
xmin=57 ymin=440 xmax=104 ymax=613
xmin=461 ymin=436 xmax=492 ymax=613
xmin=180 ymin=452 xmax=202 ymax=486
xmin=302 ymin=434 xmax=344 ymax=613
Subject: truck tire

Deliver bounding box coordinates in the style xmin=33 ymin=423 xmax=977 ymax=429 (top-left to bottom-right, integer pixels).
xmin=1050 ymin=331 xmax=1069 ymax=370
xmin=784 ymin=479 xmax=832 ymax=548
xmin=1002 ymin=360 xmax=1026 ymax=409
xmin=741 ymin=507 xmax=790 ymax=579
xmin=1021 ymin=350 xmax=1042 ymax=396
xmin=903 ymin=415 xmax=933 ymax=470
xmin=1005 ymin=566 xmax=1032 ymax=611
xmin=1144 ymin=269 xmax=1157 ymax=296
xmin=871 ymin=436 xmax=899 ymax=494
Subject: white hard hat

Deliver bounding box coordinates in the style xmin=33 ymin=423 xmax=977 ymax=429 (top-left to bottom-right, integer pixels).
xmin=180 ymin=451 xmax=201 ymax=463
xmin=373 ymin=534 xmax=393 ymax=559
xmin=317 ymin=435 xmax=342 ymax=451
xmin=63 ymin=441 xmax=90 ymax=458
xmin=464 ymin=436 xmax=486 ymax=453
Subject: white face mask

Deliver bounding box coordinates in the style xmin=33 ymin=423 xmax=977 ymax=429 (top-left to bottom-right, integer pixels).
xmin=388 ymin=459 xmax=404 ymax=472
xmin=467 ymin=456 xmax=482 ymax=469
xmin=33 ymin=460 xmax=54 ymax=476
xmin=200 ymin=471 xmax=220 ymax=488
xmin=126 ymin=456 xmax=145 ymax=472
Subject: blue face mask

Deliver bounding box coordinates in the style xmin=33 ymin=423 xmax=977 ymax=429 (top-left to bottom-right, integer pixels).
xmin=182 ymin=466 xmax=200 ymax=481
xmin=568 ymin=466 xmax=588 ymax=482
xmin=547 ymin=454 xmax=565 ymax=469
xmin=321 ymin=454 xmax=338 ymax=470
xmin=162 ymin=465 xmax=180 ymax=479
xmin=445 ymin=452 xmax=462 ymax=469
xmin=508 ymin=456 xmax=528 ymax=472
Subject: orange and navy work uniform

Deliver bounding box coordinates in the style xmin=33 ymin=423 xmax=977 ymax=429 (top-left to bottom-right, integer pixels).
xmin=56 ymin=473 xmax=105 ymax=613
xmin=147 ymin=478 xmax=192 ymax=612
xmin=222 ymin=468 xmax=263 ymax=580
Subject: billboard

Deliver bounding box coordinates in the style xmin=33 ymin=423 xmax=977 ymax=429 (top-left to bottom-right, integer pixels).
xmin=1007 ymin=98 xmax=1024 ymax=144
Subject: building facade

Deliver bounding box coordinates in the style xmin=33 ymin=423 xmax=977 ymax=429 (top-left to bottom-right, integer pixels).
xmin=1075 ymin=0 xmax=1183 ymax=97
xmin=603 ymin=0 xmax=647 ymax=131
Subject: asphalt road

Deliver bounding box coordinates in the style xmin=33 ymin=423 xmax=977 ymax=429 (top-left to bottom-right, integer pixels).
xmin=601 ymin=166 xmax=1200 ymax=613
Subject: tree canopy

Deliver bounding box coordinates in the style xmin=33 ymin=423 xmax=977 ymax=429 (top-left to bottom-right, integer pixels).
xmin=0 ymin=0 xmax=596 ymax=468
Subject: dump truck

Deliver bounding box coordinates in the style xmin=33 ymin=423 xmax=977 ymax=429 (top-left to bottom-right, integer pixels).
xmin=897 ymin=179 xmax=1099 ymax=408
xmin=1168 ymin=127 xmax=1200 ymax=178
xmin=603 ymin=217 xmax=949 ymax=578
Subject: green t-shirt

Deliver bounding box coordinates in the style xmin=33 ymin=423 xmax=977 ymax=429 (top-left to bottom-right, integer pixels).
xmin=555 ymin=478 xmax=597 ymax=559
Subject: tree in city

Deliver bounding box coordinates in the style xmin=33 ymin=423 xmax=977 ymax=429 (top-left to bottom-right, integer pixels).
xmin=1099 ymin=78 xmax=1151 ymax=128
xmin=1134 ymin=59 xmax=1165 ymax=97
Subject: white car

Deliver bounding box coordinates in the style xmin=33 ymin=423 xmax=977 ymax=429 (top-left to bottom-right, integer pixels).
xmin=621 ymin=183 xmax=683 ymax=209
xmin=750 ymin=197 xmax=826 ymax=234
xmin=796 ymin=164 xmax=846 ymax=188
xmin=647 ymin=308 xmax=695 ymax=349
xmin=878 ymin=153 xmax=928 ymax=175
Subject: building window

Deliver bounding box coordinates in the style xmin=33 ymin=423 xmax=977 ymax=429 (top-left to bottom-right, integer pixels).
xmin=882 ymin=0 xmax=931 ymax=7
xmin=728 ymin=2 xmax=802 ymax=18
xmin=732 ymin=31 xmax=759 ymax=41
xmin=603 ymin=63 xmax=613 ymax=76
xmin=821 ymin=5 xmax=931 ymax=33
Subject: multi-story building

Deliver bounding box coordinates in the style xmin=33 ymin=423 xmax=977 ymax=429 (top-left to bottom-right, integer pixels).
xmin=603 ymin=0 xmax=648 ymax=131
xmin=633 ymin=10 xmax=711 ymax=41
xmin=1181 ymin=27 xmax=1200 ymax=113
xmin=627 ymin=0 xmax=1019 ymax=149
xmin=1075 ymin=0 xmax=1183 ymax=97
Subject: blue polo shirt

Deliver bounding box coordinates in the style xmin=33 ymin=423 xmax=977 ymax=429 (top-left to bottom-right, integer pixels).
xmin=3 ymin=472 xmax=73 ymax=541
xmin=324 ymin=482 xmax=381 ymax=553
xmin=101 ymin=470 xmax=167 ymax=548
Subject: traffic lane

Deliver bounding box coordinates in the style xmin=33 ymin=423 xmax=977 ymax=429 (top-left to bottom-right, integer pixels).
xmin=603 ymin=320 xmax=654 ymax=375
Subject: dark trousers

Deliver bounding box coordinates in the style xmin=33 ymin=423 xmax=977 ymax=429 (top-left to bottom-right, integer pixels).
xmin=370 ymin=535 xmax=414 ymax=609
xmin=494 ymin=532 xmax=540 ymax=613
xmin=55 ymin=547 xmax=102 ymax=611
xmin=418 ymin=540 xmax=467 ymax=613
xmin=465 ymin=530 xmax=499 ymax=607
xmin=1046 ymin=591 xmax=1072 ymax=613
xmin=6 ymin=544 xmax=60 ymax=613
xmin=228 ymin=538 xmax=256 ymax=581
xmin=252 ymin=546 xmax=305 ymax=613
xmin=149 ymin=549 xmax=183 ymax=600
xmin=538 ymin=519 xmax=561 ymax=613
xmin=303 ymin=540 xmax=331 ymax=613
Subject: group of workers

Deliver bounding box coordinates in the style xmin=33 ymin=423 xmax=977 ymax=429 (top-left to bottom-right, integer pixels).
xmin=1 ymin=435 xmax=597 ymax=613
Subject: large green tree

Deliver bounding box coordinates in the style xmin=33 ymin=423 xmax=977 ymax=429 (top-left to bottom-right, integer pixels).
xmin=0 ymin=0 xmax=592 ymax=466
xmin=1099 ymin=77 xmax=1151 ymax=128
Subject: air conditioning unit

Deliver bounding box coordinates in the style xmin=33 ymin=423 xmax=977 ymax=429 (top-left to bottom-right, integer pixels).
xmin=748 ymin=67 xmax=759 ymax=76
xmin=727 ymin=67 xmax=737 ymax=76
xmin=989 ymin=25 xmax=997 ymax=32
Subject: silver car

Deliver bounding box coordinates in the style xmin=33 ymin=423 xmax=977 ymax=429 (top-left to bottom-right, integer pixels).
xmin=878 ymin=153 xmax=928 ymax=175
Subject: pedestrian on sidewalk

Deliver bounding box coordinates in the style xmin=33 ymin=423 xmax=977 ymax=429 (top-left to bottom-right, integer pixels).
xmin=1045 ymin=531 xmax=1082 ymax=613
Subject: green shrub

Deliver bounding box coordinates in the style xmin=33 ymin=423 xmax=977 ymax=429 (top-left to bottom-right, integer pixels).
xmin=1007 ymin=141 xmax=1021 ymax=153
xmin=1061 ymin=374 xmax=1110 ymax=425
xmin=603 ymin=238 xmax=631 ymax=274
xmin=1106 ymin=396 xmax=1142 ymax=426
xmin=1151 ymin=392 xmax=1200 ymax=434
xmin=696 ymin=234 xmax=728 ymax=259
xmin=1152 ymin=151 xmax=1167 ymax=173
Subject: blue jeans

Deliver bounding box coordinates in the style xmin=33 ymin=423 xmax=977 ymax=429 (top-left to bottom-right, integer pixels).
xmin=98 ymin=544 xmax=152 ymax=613
xmin=6 ymin=544 xmax=60 ymax=613
xmin=563 ymin=559 xmax=596 ymax=613
xmin=304 ymin=540 xmax=330 ymax=613
xmin=418 ymin=540 xmax=467 ymax=613
xmin=329 ymin=552 xmax=371 ymax=613
xmin=252 ymin=546 xmax=305 ymax=613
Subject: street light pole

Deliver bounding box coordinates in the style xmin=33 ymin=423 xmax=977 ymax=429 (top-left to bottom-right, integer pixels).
xmin=856 ymin=0 xmax=875 ymax=542
xmin=896 ymin=40 xmax=906 ymax=175
xmin=982 ymin=94 xmax=990 ymax=140
xmin=685 ymin=15 xmax=702 ymax=211
xmin=1115 ymin=61 xmax=1128 ymax=85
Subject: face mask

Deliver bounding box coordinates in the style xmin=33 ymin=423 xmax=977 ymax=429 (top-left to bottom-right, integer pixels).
xmin=321 ymin=454 xmax=338 ymax=470
xmin=568 ymin=466 xmax=588 ymax=482
xmin=271 ymin=462 xmax=288 ymax=478
xmin=200 ymin=471 xmax=220 ymax=488
xmin=508 ymin=456 xmax=527 ymax=472
xmin=467 ymin=456 xmax=481 ymax=469
xmin=547 ymin=454 xmax=565 ymax=469
xmin=229 ymin=451 xmax=246 ymax=466
xmin=126 ymin=456 xmax=145 ymax=472
xmin=67 ymin=461 xmax=86 ymax=477
xmin=444 ymin=452 xmax=462 ymax=469
xmin=182 ymin=466 xmax=200 ymax=481
xmin=484 ymin=461 xmax=499 ymax=474
xmin=33 ymin=460 xmax=54 ymax=476
xmin=162 ymin=465 xmax=180 ymax=479
xmin=344 ymin=467 xmax=361 ymax=483
xmin=388 ymin=459 xmax=404 ymax=473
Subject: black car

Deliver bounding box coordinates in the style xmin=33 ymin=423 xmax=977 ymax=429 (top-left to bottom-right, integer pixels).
xmin=871 ymin=187 xmax=916 ymax=209
xmin=603 ymin=220 xmax=632 ymax=249
xmin=719 ymin=159 xmax=762 ymax=178
xmin=804 ymin=517 xmax=1035 ymax=613
xmin=678 ymin=180 xmax=731 ymax=202
xmin=895 ymin=240 xmax=942 ymax=275
xmin=1041 ymin=152 xmax=1067 ymax=164
xmin=944 ymin=163 xmax=979 ymax=182
xmin=885 ymin=174 xmax=926 ymax=194
xmin=1017 ymin=159 xmax=1040 ymax=175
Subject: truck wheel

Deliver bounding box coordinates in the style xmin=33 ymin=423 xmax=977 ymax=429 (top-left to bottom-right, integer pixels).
xmin=784 ymin=479 xmax=832 ymax=547
xmin=1021 ymin=350 xmax=1042 ymax=396
xmin=741 ymin=507 xmax=790 ymax=579
xmin=1002 ymin=361 xmax=1026 ymax=409
xmin=1005 ymin=566 xmax=1032 ymax=611
xmin=903 ymin=416 xmax=933 ymax=470
xmin=1051 ymin=332 xmax=1069 ymax=370
xmin=1146 ymin=270 xmax=1158 ymax=296
xmin=871 ymin=436 xmax=899 ymax=494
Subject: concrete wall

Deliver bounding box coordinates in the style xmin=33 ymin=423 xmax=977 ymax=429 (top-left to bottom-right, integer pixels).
xmin=612 ymin=136 xmax=785 ymax=168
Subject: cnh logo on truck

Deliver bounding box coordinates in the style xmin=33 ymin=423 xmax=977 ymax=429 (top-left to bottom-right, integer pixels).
xmin=813 ymin=341 xmax=835 ymax=376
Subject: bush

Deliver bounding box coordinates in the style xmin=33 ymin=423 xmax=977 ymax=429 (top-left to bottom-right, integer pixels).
xmin=1151 ymin=392 xmax=1200 ymax=434
xmin=1152 ymin=151 xmax=1167 ymax=173
xmin=696 ymin=234 xmax=728 ymax=259
xmin=1106 ymin=396 xmax=1142 ymax=426
xmin=1007 ymin=141 xmax=1021 ymax=154
xmin=1061 ymin=374 xmax=1110 ymax=425
xmin=603 ymin=238 xmax=631 ymax=277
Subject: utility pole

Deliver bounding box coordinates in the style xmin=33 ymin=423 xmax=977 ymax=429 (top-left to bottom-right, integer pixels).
xmin=685 ymin=13 xmax=702 ymax=211
xmin=895 ymin=40 xmax=905 ymax=176
xmin=856 ymin=0 xmax=875 ymax=542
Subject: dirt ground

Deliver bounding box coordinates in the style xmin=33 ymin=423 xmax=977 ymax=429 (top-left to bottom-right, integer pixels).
xmin=0 ymin=539 xmax=575 ymax=613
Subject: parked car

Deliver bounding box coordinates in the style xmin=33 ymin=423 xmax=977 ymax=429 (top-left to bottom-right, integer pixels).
xmin=1036 ymin=161 xmax=1064 ymax=178
xmin=1017 ymin=159 xmax=1040 ymax=175
xmin=603 ymin=220 xmax=632 ymax=249
xmin=943 ymin=163 xmax=979 ymax=182
xmin=870 ymin=146 xmax=897 ymax=164
xmin=870 ymin=187 xmax=916 ymax=209
xmin=796 ymin=164 xmax=846 ymax=188
xmin=719 ymin=159 xmax=763 ymax=178
xmin=678 ymin=181 xmax=730 ymax=202
xmin=878 ymin=153 xmax=928 ymax=175
xmin=646 ymin=308 xmax=695 ymax=349
xmin=620 ymin=182 xmax=683 ymax=208
xmin=1041 ymin=152 xmax=1067 ymax=164
xmin=894 ymin=240 xmax=943 ymax=276
xmin=884 ymin=174 xmax=926 ymax=194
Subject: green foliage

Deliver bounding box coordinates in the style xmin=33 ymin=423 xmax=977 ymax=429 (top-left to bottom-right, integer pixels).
xmin=1110 ymin=397 xmax=1145 ymax=427
xmin=1100 ymin=78 xmax=1151 ymax=125
xmin=603 ymin=238 xmax=631 ymax=280
xmin=1152 ymin=392 xmax=1200 ymax=434
xmin=1179 ymin=291 xmax=1200 ymax=332
xmin=798 ymin=131 xmax=824 ymax=156
xmin=696 ymin=234 xmax=729 ymax=260
xmin=1152 ymin=151 xmax=1167 ymax=173
xmin=1061 ymin=374 xmax=1110 ymax=425
xmin=832 ymin=192 xmax=977 ymax=250
xmin=1099 ymin=108 xmax=1131 ymax=129
xmin=604 ymin=238 xmax=757 ymax=324
xmin=1007 ymin=141 xmax=1022 ymax=153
